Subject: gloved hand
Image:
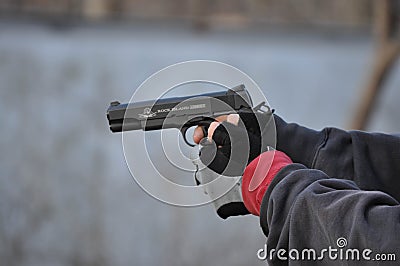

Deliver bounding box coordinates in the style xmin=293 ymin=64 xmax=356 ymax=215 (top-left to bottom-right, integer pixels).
xmin=199 ymin=111 xmax=262 ymax=177
xmin=241 ymin=150 xmax=292 ymax=216
xmin=194 ymin=110 xmax=263 ymax=219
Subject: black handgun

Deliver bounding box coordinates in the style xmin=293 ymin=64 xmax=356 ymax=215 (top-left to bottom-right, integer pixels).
xmin=106 ymin=84 xmax=256 ymax=146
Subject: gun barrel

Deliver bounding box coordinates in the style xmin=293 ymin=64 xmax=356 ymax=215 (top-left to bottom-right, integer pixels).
xmin=106 ymin=84 xmax=252 ymax=133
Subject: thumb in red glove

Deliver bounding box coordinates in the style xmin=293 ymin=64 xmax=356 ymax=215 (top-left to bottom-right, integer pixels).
xmin=241 ymin=150 xmax=293 ymax=216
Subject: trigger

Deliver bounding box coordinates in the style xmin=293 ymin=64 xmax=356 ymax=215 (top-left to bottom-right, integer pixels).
xmin=180 ymin=126 xmax=195 ymax=147
xmin=198 ymin=120 xmax=213 ymax=139
xmin=201 ymin=125 xmax=208 ymax=139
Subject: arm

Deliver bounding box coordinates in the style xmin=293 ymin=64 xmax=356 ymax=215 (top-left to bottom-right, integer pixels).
xmin=259 ymin=164 xmax=400 ymax=264
xmin=274 ymin=115 xmax=400 ymax=201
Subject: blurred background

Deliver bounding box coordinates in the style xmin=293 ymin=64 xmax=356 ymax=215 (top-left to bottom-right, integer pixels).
xmin=0 ymin=0 xmax=399 ymax=265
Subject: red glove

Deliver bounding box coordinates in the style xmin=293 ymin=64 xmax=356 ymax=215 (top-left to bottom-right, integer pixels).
xmin=241 ymin=150 xmax=293 ymax=216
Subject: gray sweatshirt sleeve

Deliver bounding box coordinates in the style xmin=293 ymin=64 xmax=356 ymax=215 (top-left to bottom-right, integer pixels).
xmin=259 ymin=164 xmax=400 ymax=265
xmin=274 ymin=115 xmax=400 ymax=201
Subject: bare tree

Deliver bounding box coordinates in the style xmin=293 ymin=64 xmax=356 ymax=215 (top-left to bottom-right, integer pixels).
xmin=350 ymin=0 xmax=400 ymax=130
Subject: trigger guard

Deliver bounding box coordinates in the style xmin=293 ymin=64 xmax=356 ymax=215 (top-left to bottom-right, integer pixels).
xmin=180 ymin=126 xmax=196 ymax=147
xmin=180 ymin=119 xmax=213 ymax=147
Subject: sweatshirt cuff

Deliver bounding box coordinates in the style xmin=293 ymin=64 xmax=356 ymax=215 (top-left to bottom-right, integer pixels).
xmin=259 ymin=164 xmax=305 ymax=235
